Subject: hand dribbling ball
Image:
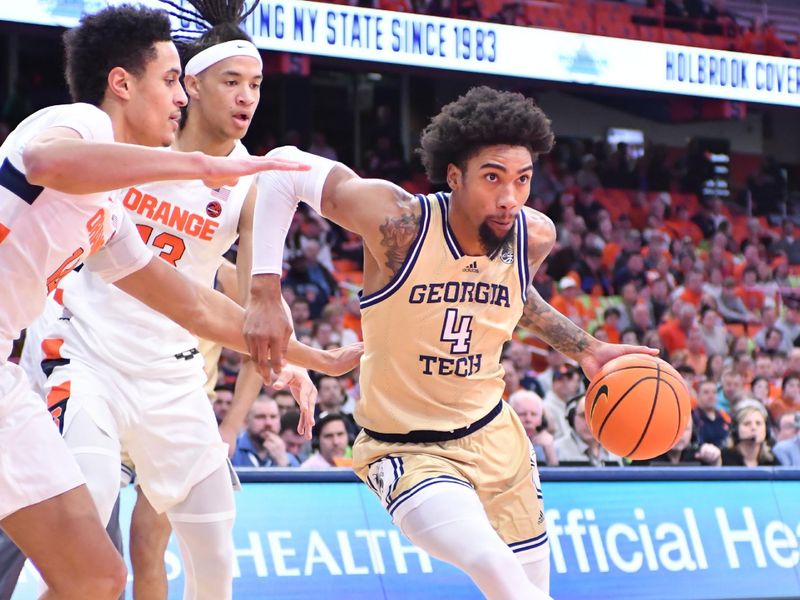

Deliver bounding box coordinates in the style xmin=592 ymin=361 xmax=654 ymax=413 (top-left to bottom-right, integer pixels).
xmin=585 ymin=354 xmax=691 ymax=460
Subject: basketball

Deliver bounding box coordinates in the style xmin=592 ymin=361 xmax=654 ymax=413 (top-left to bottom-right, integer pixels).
xmin=585 ymin=354 xmax=691 ymax=460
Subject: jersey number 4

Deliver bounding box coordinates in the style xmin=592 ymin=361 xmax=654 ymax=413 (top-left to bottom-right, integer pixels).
xmin=136 ymin=224 xmax=186 ymax=266
xmin=440 ymin=308 xmax=473 ymax=354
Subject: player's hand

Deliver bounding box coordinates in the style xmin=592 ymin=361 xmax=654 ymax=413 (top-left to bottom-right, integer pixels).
xmin=578 ymin=342 xmax=659 ymax=380
xmin=272 ymin=365 xmax=317 ymax=440
xmin=320 ymin=343 xmax=364 ymax=376
xmin=694 ymin=443 xmax=722 ymax=466
xmin=285 ymin=340 xmax=364 ymax=376
xmin=202 ymin=155 xmax=310 ymax=189
xmin=244 ymin=279 xmax=292 ymax=377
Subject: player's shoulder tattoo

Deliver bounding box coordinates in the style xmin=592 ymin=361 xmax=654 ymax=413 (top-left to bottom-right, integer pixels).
xmin=378 ymin=196 xmax=421 ymax=277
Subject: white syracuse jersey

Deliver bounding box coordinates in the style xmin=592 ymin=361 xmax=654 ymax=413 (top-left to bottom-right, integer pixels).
xmin=0 ymin=103 xmax=151 ymax=363
xmin=56 ymin=142 xmax=252 ymax=375
xmin=356 ymin=192 xmax=532 ymax=434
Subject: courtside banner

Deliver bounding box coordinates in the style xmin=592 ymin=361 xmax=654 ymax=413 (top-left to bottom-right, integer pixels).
xmin=11 ymin=469 xmax=800 ymax=599
xmin=2 ymin=1 xmax=800 ymax=107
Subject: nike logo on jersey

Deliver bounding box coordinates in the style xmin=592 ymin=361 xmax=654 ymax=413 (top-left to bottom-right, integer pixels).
xmin=123 ymin=187 xmax=219 ymax=241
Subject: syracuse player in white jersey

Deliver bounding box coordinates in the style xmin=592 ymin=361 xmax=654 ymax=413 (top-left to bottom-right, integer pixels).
xmin=247 ymin=87 xmax=658 ymax=599
xmin=30 ymin=3 xmax=358 ymax=600
xmin=0 ymin=5 xmax=325 ymax=599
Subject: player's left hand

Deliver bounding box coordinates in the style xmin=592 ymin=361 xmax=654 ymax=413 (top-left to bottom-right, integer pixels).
xmin=272 ymin=365 xmax=316 ymax=440
xmin=202 ymin=155 xmax=310 ymax=190
xmin=245 ymin=282 xmax=293 ymax=377
xmin=321 ymin=342 xmax=364 ymax=376
xmin=578 ymin=342 xmax=659 ymax=380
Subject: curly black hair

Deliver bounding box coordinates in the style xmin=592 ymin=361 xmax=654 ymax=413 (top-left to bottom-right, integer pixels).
xmin=63 ymin=5 xmax=173 ymax=106
xmin=417 ymin=86 xmax=555 ymax=184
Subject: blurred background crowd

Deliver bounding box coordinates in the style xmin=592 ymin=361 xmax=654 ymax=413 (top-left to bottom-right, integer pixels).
xmin=4 ymin=0 xmax=800 ymax=472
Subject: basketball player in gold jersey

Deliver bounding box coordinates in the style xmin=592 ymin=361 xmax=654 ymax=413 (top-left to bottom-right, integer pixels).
xmin=247 ymin=87 xmax=657 ymax=599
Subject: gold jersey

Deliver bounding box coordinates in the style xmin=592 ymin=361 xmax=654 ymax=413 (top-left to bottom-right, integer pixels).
xmin=356 ymin=192 xmax=532 ymax=435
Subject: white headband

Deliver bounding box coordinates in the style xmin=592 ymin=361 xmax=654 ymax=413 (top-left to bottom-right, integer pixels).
xmin=184 ymin=39 xmax=263 ymax=77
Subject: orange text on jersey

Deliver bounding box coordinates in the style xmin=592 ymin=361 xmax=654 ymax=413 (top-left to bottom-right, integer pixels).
xmin=87 ymin=208 xmax=105 ymax=254
xmin=123 ymin=187 xmax=219 ymax=241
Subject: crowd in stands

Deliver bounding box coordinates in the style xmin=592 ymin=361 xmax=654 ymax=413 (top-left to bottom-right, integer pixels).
xmin=5 ymin=0 xmax=799 ymax=471
xmin=207 ymin=121 xmax=800 ymax=471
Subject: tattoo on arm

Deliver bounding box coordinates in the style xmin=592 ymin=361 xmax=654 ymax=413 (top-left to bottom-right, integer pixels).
xmin=518 ymin=285 xmax=593 ymax=358
xmin=379 ymin=210 xmax=420 ymax=276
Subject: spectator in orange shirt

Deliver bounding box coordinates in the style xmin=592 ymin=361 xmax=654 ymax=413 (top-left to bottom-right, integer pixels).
xmin=658 ymin=302 xmax=697 ymax=355
xmin=766 ymin=373 xmax=800 ymax=423
xmin=703 ymin=232 xmax=736 ymax=275
xmin=673 ymin=268 xmax=705 ymax=308
xmin=550 ymin=276 xmax=590 ymax=329
xmin=736 ymin=266 xmax=765 ymax=315
xmin=602 ymin=225 xmax=625 ymax=272
xmin=665 ymin=205 xmax=703 ymax=245
xmin=628 ymin=192 xmax=649 ymax=231
xmin=685 ymin=324 xmax=708 ymax=376
xmin=600 ymin=307 xmax=622 ymax=344
xmin=732 ymin=245 xmax=762 ymax=282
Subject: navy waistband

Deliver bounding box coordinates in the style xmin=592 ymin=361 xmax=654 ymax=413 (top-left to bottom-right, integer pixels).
xmin=364 ymin=400 xmax=504 ymax=444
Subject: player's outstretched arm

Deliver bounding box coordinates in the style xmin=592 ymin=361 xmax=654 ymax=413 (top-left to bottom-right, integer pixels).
xmin=247 ymin=146 xmax=411 ymax=376
xmin=518 ymin=209 xmax=657 ymax=379
xmin=22 ymin=128 xmax=309 ymax=195
xmin=113 ymin=256 xmax=362 ymax=374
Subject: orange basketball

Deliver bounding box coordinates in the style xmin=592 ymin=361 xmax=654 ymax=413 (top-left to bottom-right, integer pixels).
xmin=585 ymin=354 xmax=691 ymax=460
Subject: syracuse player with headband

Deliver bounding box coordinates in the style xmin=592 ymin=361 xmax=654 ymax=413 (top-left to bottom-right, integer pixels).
xmin=0 ymin=4 xmax=353 ymax=600
xmin=247 ymin=87 xmax=657 ymax=599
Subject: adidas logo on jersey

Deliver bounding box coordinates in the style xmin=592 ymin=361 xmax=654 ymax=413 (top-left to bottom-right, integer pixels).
xmin=462 ymin=261 xmax=479 ymax=273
